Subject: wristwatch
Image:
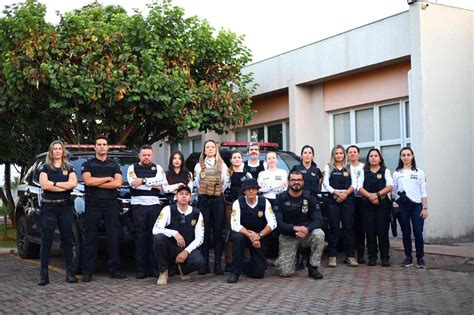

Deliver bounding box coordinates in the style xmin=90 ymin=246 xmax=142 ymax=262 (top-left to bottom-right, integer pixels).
xmin=142 ymin=178 xmax=147 ymax=184
xmin=258 ymin=232 xmax=264 ymax=238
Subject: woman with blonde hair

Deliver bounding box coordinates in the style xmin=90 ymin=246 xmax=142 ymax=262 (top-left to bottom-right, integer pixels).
xmin=38 ymin=140 xmax=78 ymax=285
xmin=322 ymin=144 xmax=358 ymax=267
xmin=194 ymin=140 xmax=228 ymax=275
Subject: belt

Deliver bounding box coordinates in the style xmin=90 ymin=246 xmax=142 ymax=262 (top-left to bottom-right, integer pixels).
xmin=42 ymin=198 xmax=70 ymax=204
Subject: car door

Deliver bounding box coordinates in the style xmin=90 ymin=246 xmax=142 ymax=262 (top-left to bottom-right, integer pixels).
xmin=24 ymin=159 xmax=45 ymax=239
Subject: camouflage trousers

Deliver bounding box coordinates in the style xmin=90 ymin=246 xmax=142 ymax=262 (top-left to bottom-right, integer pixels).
xmin=277 ymin=228 xmax=325 ymax=276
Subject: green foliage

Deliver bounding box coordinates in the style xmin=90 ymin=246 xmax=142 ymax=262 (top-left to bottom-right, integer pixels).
xmin=0 ymin=0 xmax=256 ymax=162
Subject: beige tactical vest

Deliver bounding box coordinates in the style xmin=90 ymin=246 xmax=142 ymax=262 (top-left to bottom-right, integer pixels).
xmin=198 ymin=160 xmax=223 ymax=196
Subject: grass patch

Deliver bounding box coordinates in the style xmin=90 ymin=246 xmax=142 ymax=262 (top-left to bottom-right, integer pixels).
xmin=0 ymin=227 xmax=16 ymax=248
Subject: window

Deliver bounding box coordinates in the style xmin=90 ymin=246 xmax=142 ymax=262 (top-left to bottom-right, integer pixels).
xmin=233 ymin=120 xmax=290 ymax=150
xmin=267 ymin=124 xmax=283 ymax=149
xmin=169 ymin=137 xmax=202 ymax=159
xmin=192 ymin=138 xmax=202 ymax=152
xmin=330 ymin=99 xmax=410 ymax=170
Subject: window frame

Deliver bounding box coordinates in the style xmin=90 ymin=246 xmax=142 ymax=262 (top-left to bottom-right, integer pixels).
xmin=232 ymin=120 xmax=290 ymax=151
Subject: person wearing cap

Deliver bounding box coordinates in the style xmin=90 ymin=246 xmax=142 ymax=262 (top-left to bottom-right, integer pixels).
xmin=152 ymin=185 xmax=206 ymax=285
xmin=127 ymin=144 xmax=167 ymax=279
xmin=274 ymin=170 xmax=325 ymax=280
xmin=243 ymin=142 xmax=267 ymax=179
xmin=227 ymin=178 xmax=277 ymax=283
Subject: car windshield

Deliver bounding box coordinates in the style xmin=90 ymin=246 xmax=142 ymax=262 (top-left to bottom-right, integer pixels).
xmin=70 ymin=155 xmax=138 ymax=183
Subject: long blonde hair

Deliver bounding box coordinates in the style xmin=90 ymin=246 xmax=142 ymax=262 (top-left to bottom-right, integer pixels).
xmin=45 ymin=140 xmax=71 ymax=170
xmin=328 ymin=144 xmax=349 ymax=173
xmin=199 ymin=140 xmax=223 ymax=170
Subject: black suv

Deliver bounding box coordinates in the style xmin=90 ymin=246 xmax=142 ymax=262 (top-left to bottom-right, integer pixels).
xmin=15 ymin=146 xmax=138 ymax=273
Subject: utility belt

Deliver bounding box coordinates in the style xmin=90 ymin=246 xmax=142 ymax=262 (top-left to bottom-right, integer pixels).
xmin=42 ymin=198 xmax=72 ymax=205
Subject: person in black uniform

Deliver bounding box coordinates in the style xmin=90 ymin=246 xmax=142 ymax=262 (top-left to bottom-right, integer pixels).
xmin=227 ymin=178 xmax=276 ymax=283
xmin=224 ymin=151 xmax=252 ymax=271
xmin=152 ymin=185 xmax=205 ymax=285
xmin=274 ymin=171 xmax=325 ymax=280
xmin=291 ymin=145 xmax=323 ymax=269
xmin=38 ymin=140 xmax=78 ymax=286
xmin=127 ymin=144 xmax=167 ymax=279
xmin=359 ymin=148 xmax=393 ymax=267
xmin=243 ymin=143 xmax=266 ymax=179
xmin=81 ymin=136 xmax=126 ymax=282
xmin=163 ymin=150 xmax=193 ymax=205
xmin=322 ymin=144 xmax=358 ymax=267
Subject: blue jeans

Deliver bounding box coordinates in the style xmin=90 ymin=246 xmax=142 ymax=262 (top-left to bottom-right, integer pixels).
xmin=397 ymin=197 xmax=424 ymax=259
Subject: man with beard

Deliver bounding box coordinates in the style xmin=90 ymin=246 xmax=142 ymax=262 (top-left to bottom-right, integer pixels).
xmin=274 ymin=171 xmax=325 ymax=279
xmin=127 ymin=144 xmax=167 ymax=279
xmin=243 ymin=143 xmax=266 ymax=179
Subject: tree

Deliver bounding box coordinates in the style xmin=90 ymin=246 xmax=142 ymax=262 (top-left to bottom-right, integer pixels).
xmin=0 ymin=0 xmax=257 ymax=219
xmin=1 ymin=0 xmax=257 ymax=146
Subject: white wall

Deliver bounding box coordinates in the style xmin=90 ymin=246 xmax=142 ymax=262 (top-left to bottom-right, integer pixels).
xmin=409 ymin=3 xmax=473 ymax=240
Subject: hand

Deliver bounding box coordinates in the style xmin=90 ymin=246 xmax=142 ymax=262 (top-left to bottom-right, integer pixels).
xmin=420 ymin=208 xmax=428 ymax=219
xmin=371 ymin=198 xmax=380 ymax=206
xmin=247 ymin=231 xmax=260 ymax=242
xmin=368 ymin=193 xmax=378 ymax=202
xmin=251 ymin=240 xmax=261 ymax=248
xmin=294 ymin=226 xmax=308 ymax=238
xmin=176 ymin=250 xmax=189 ymax=264
xmin=174 ymin=233 xmax=186 ymax=248
xmin=131 ymin=178 xmax=143 ymax=188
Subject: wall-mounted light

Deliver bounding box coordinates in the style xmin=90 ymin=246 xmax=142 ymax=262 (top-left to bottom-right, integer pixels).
xmin=407 ymin=0 xmax=429 ymax=9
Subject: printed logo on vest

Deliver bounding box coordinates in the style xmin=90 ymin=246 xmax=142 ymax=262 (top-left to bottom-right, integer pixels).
xmin=63 ymin=169 xmax=68 ymax=176
xmin=311 ymin=172 xmax=316 ymax=176
xmin=258 ymin=211 xmax=264 ymax=218
xmin=343 ymin=171 xmax=349 ymax=177
xmin=302 ymin=199 xmax=308 ymax=214
xmin=376 ymin=174 xmax=382 ymax=179
xmin=191 ymin=219 xmax=197 ymax=226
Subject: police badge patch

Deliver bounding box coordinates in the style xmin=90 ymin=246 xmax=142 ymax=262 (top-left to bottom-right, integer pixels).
xmin=63 ymin=169 xmax=68 ymax=176
xmin=191 ymin=219 xmax=197 ymax=226
xmin=302 ymin=199 xmax=308 ymax=214
xmin=376 ymin=174 xmax=382 ymax=180
xmin=258 ymin=211 xmax=264 ymax=218
xmin=343 ymin=171 xmax=349 ymax=177
xmin=151 ymin=166 xmax=156 ymax=171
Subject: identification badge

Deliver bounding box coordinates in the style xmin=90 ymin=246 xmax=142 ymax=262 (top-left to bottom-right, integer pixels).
xmin=343 ymin=171 xmax=349 ymax=177
xmin=191 ymin=219 xmax=197 ymax=226
xmin=302 ymin=199 xmax=308 ymax=214
xmin=257 ymin=211 xmax=264 ymax=218
xmin=63 ymin=170 xmax=68 ymax=176
xmin=410 ymin=174 xmax=418 ymax=180
xmin=377 ymin=174 xmax=382 ymax=180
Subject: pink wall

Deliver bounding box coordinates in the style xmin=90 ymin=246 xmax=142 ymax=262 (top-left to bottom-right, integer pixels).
xmin=323 ymin=62 xmax=410 ymax=111
xmin=246 ymin=91 xmax=289 ymax=126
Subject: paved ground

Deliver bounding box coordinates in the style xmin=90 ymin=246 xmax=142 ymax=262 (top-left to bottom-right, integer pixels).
xmin=0 ymin=247 xmax=472 ymax=314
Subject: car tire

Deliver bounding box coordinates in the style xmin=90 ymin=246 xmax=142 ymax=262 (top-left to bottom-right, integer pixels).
xmin=16 ymin=215 xmax=40 ymax=259
xmin=71 ymin=219 xmax=83 ymax=274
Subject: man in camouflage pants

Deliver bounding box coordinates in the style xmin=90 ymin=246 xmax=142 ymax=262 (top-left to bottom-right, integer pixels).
xmin=274 ymin=170 xmax=325 ymax=279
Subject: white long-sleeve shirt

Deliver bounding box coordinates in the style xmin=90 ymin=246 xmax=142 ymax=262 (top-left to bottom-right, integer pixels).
xmin=392 ymin=168 xmax=427 ymax=203
xmin=162 ymin=171 xmax=194 ymax=194
xmin=357 ymin=168 xmax=394 ymax=190
xmin=127 ymin=163 xmax=167 ymax=205
xmin=231 ymin=197 xmax=277 ymax=233
xmin=152 ymin=205 xmax=204 ymax=254
xmin=257 ymin=168 xmax=288 ymax=200
xmin=322 ymin=164 xmax=357 ymax=194
xmin=194 ymin=157 xmax=229 ymax=192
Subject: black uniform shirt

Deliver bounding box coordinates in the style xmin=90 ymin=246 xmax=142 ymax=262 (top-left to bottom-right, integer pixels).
xmin=81 ymin=157 xmax=121 ymax=203
xmin=39 ymin=164 xmax=75 ymax=200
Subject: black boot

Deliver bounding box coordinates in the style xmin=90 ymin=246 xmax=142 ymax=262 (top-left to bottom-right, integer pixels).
xmin=38 ymin=268 xmax=49 ymax=286
xmin=308 ymin=265 xmax=323 ymax=280
xmin=65 ymin=267 xmax=78 ymax=283
xmin=214 ymin=261 xmax=224 ymax=275
xmin=198 ymin=262 xmax=211 ymax=275
xmin=295 ymin=254 xmax=305 ymax=270
xmin=227 ymin=273 xmax=239 ymax=283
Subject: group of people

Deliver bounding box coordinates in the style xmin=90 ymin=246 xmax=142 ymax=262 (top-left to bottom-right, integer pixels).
xmin=37 ymin=138 xmax=428 ymax=287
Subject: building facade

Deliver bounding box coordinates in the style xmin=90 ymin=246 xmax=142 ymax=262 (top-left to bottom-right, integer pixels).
xmin=154 ymin=3 xmax=473 ymax=241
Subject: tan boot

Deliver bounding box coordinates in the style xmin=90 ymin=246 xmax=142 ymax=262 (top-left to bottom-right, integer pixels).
xmin=328 ymin=257 xmax=337 ymax=268
xmin=178 ymin=264 xmax=191 ymax=281
xmin=156 ymin=271 xmax=168 ymax=285
xmin=348 ymin=257 xmax=359 ymax=267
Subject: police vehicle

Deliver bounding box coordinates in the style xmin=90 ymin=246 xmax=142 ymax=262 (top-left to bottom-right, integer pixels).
xmin=15 ymin=145 xmax=138 ymax=273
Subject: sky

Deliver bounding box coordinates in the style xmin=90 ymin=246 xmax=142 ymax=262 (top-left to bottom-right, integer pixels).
xmin=2 ymin=0 xmax=472 ymax=63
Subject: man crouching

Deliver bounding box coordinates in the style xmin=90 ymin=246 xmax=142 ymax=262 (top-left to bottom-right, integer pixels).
xmin=152 ymin=185 xmax=205 ymax=285
xmin=227 ymin=178 xmax=277 ymax=283
xmin=274 ymin=171 xmax=325 ymax=279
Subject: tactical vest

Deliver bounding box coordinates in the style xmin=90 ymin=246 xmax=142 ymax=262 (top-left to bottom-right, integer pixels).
xmin=228 ymin=171 xmax=250 ymax=202
xmin=238 ymin=196 xmax=268 ymax=232
xmin=329 ymin=166 xmax=352 ymax=190
xmin=166 ymin=170 xmax=191 ymax=186
xmin=363 ymin=166 xmax=387 ymax=193
xmin=243 ymin=160 xmax=265 ymax=179
xmin=278 ymin=191 xmax=313 ymax=226
xmin=167 ymin=204 xmax=201 ymax=246
xmin=292 ymin=163 xmax=322 ymax=195
xmin=198 ymin=160 xmax=223 ymax=196
xmin=130 ymin=163 xmax=161 ymax=197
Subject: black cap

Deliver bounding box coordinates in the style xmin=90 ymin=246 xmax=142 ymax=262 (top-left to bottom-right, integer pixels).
xmin=176 ymin=185 xmax=191 ymax=194
xmin=241 ymin=178 xmax=260 ymax=192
